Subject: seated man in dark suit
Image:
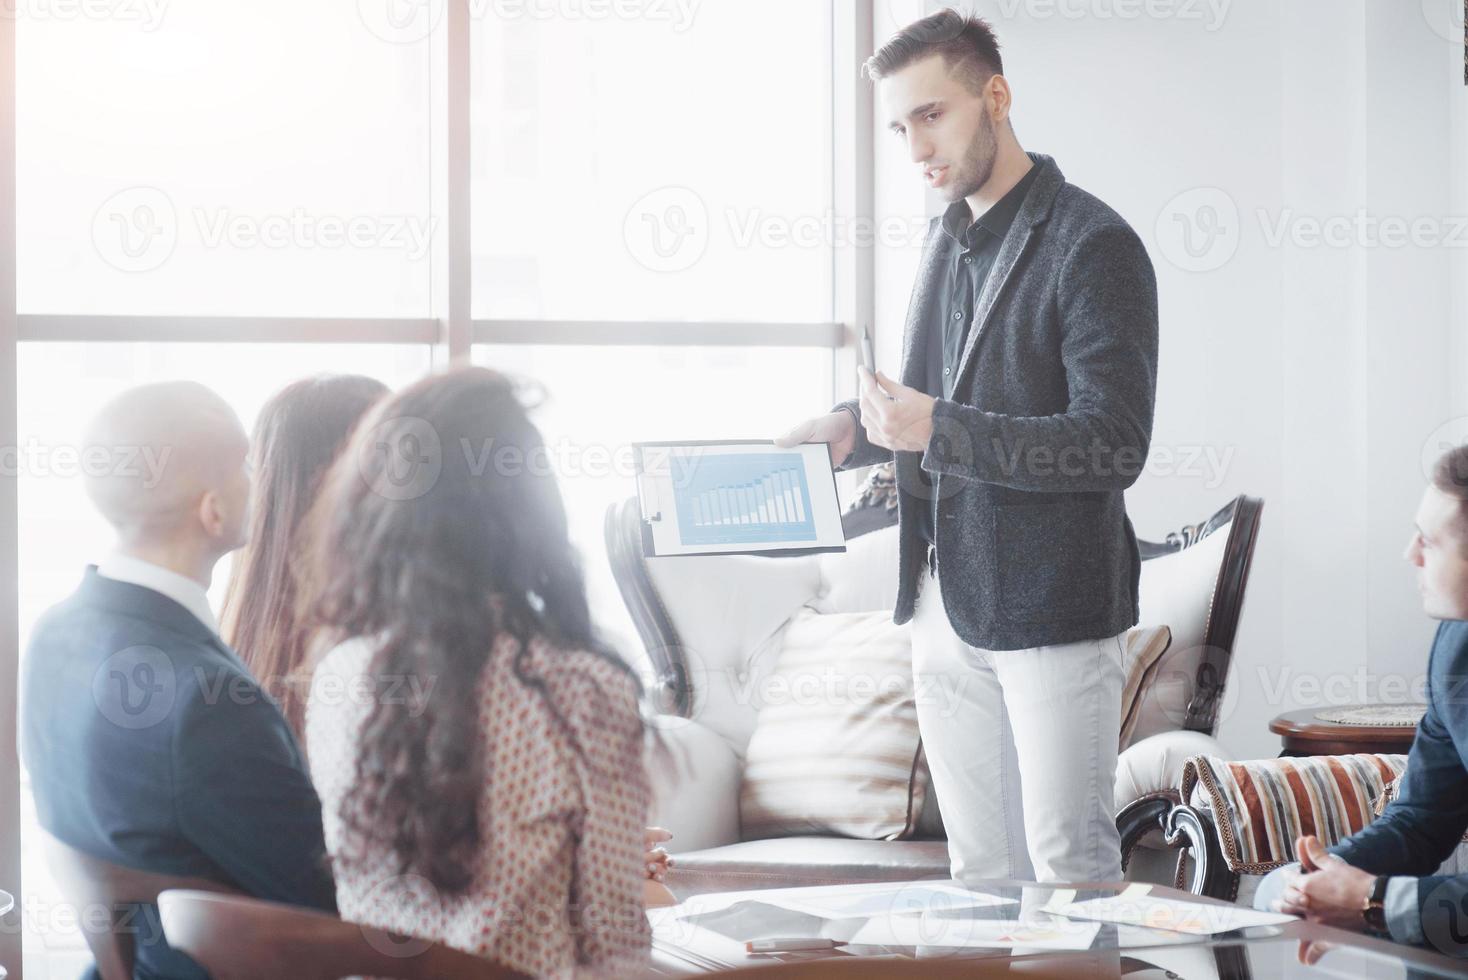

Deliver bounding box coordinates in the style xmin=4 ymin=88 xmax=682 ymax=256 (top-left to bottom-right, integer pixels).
xmin=21 ymin=381 xmax=336 ymax=979
xmin=1254 ymin=445 xmax=1468 ymax=958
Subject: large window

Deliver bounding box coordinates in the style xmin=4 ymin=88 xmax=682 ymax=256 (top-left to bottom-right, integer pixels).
xmin=4 ymin=3 xmax=867 ymax=976
xmin=469 ymin=0 xmax=834 ymax=322
xmin=17 ymin=2 xmax=432 ymax=317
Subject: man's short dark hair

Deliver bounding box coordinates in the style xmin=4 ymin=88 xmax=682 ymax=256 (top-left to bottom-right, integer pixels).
xmin=1431 ymin=444 xmax=1468 ymax=554
xmin=863 ymin=9 xmax=1003 ymax=94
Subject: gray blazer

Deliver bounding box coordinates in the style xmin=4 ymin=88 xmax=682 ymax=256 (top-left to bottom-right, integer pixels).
xmin=839 ymin=152 xmax=1158 ymax=651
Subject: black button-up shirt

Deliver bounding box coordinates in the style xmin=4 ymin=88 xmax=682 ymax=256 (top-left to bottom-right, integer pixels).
xmin=917 ymin=164 xmax=1039 ymax=547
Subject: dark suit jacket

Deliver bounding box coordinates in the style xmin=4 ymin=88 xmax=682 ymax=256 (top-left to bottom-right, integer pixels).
xmin=839 ymin=152 xmax=1159 ymax=651
xmin=21 ymin=568 xmax=337 ymax=979
xmin=1332 ymin=620 xmax=1468 ymax=957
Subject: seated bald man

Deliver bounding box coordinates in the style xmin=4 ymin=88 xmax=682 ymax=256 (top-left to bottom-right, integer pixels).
xmin=21 ymin=382 xmax=336 ymax=980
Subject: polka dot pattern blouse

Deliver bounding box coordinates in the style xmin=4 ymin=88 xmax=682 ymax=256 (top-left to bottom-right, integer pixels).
xmin=307 ymin=633 xmax=653 ymax=978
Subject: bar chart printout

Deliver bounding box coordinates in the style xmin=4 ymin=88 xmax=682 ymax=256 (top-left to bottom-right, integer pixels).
xmin=671 ymin=451 xmax=818 ymax=547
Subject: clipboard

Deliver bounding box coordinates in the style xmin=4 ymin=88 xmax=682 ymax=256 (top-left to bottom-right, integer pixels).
xmin=632 ymin=440 xmax=847 ymax=558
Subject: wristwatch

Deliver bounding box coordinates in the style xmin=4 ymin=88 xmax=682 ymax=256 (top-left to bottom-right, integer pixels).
xmin=1362 ymin=875 xmax=1390 ymax=933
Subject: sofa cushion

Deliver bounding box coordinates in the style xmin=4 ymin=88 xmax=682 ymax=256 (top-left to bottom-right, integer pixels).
xmin=1180 ymin=753 xmax=1407 ymax=874
xmin=810 ymin=523 xmax=901 ymax=615
xmin=667 ymin=838 xmax=950 ymax=898
xmin=1129 ymin=527 xmax=1231 ymax=747
xmin=1119 ymin=625 xmax=1174 ymax=745
xmin=739 ymin=610 xmax=925 ymax=841
xmin=644 ymin=550 xmax=823 ymax=748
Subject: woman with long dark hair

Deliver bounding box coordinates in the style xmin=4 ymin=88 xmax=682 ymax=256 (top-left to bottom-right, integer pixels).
xmin=303 ymin=367 xmax=653 ymax=978
xmin=220 ymin=373 xmax=388 ymax=737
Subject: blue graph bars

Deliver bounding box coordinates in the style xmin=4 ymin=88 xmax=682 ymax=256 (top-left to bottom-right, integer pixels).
xmin=689 ymin=467 xmax=805 ymax=528
xmin=671 ymin=451 xmax=819 ymax=547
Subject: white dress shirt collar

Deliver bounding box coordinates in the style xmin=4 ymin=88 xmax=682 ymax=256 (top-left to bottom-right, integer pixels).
xmin=96 ymin=552 xmax=219 ymax=635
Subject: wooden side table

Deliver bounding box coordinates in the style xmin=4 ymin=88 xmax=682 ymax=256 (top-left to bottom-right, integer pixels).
xmin=1270 ymin=704 xmax=1425 ymax=757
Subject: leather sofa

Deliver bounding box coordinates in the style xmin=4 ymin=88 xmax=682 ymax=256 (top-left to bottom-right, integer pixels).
xmin=606 ymin=463 xmax=1264 ymax=896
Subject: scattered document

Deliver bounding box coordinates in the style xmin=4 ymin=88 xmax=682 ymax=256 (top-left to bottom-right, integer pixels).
xmin=848 ymin=914 xmax=1101 ymax=950
xmin=1043 ymin=892 xmax=1296 ymax=935
xmin=666 ymin=879 xmax=1016 ymax=923
xmin=772 ymin=881 xmax=1016 ymax=920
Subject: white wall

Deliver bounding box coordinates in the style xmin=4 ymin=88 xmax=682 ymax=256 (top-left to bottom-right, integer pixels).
xmin=871 ymin=0 xmax=1468 ymax=758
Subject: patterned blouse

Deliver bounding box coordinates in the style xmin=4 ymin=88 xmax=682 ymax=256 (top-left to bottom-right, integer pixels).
xmin=306 ymin=632 xmax=653 ymax=978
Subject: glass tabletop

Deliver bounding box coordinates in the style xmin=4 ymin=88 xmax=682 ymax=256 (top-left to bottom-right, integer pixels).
xmin=650 ymin=880 xmax=1466 ymax=977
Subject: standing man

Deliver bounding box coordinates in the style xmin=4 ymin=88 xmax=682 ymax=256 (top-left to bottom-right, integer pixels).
xmin=778 ymin=9 xmax=1157 ymax=885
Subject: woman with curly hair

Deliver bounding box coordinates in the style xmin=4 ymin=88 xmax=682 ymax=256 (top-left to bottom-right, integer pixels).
xmin=303 ymin=367 xmax=657 ymax=978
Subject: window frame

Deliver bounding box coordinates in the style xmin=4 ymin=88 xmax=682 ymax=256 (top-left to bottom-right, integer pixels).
xmin=0 ymin=4 xmax=875 ymax=970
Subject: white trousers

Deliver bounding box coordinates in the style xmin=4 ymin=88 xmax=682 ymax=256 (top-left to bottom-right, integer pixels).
xmin=912 ymin=569 xmax=1127 ymax=887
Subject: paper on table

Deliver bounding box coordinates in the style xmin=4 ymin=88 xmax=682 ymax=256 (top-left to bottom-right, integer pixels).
xmin=665 ymin=879 xmax=1015 ymax=923
xmin=1043 ymin=892 xmax=1296 ymax=935
xmin=848 ymin=914 xmax=1101 ymax=951
xmin=772 ymin=881 xmax=1016 ymax=920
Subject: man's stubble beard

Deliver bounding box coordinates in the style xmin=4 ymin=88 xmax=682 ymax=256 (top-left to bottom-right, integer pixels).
xmin=944 ymin=112 xmax=998 ymax=205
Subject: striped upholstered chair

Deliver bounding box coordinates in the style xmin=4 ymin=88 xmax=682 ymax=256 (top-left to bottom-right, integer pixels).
xmin=1164 ymin=753 xmax=1468 ymax=903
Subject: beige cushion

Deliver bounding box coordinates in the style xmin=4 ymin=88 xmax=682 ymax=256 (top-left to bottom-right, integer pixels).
xmin=1119 ymin=625 xmax=1174 ymax=745
xmin=643 ymin=551 xmax=823 ymax=749
xmin=739 ymin=610 xmax=925 ymax=841
xmin=810 ymin=523 xmax=901 ymax=615
xmin=1130 ymin=527 xmax=1231 ymax=746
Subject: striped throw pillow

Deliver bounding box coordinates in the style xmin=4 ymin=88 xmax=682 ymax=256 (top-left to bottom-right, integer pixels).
xmin=1181 ymin=753 xmax=1407 ymax=873
xmin=739 ymin=609 xmax=924 ymax=841
xmin=1120 ymin=625 xmax=1173 ymax=746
